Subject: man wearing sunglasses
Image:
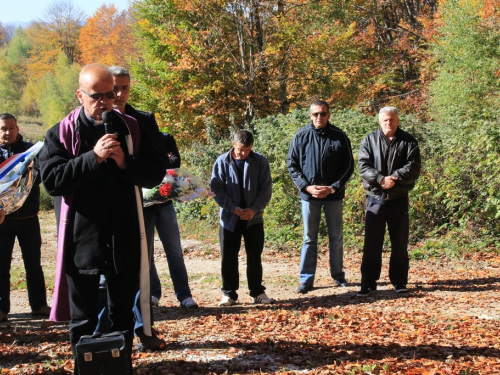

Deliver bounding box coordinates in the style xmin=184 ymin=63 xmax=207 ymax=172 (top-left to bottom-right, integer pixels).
xmin=287 ymin=100 xmax=354 ymax=294
xmin=38 ymin=63 xmax=166 ymax=374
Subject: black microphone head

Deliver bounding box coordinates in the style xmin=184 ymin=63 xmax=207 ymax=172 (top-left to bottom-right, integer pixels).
xmin=102 ymin=111 xmax=113 ymax=134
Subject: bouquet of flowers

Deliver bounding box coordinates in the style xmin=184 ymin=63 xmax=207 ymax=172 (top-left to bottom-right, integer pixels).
xmin=0 ymin=141 xmax=44 ymax=214
xmin=142 ymin=168 xmax=211 ymax=207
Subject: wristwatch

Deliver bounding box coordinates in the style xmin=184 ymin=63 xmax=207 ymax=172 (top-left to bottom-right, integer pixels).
xmin=330 ymin=187 xmax=336 ymax=194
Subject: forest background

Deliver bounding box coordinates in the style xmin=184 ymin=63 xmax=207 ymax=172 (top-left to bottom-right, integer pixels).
xmin=1 ymin=0 xmax=500 ymax=258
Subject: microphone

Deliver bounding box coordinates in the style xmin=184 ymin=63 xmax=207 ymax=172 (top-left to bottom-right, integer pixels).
xmin=102 ymin=111 xmax=114 ymax=134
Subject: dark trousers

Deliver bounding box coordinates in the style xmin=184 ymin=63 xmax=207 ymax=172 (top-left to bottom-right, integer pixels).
xmin=220 ymin=221 xmax=265 ymax=300
xmin=0 ymin=216 xmax=47 ymax=314
xmin=360 ymin=197 xmax=410 ymax=287
xmin=67 ymin=268 xmax=139 ymax=374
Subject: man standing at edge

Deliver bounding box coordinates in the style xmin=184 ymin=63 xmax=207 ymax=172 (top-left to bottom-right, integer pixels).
xmin=0 ymin=113 xmax=50 ymax=323
xmin=211 ymin=130 xmax=273 ymax=306
xmin=38 ymin=63 xmax=165 ymax=373
xmin=357 ymin=106 xmax=421 ymax=296
xmin=287 ymin=100 xmax=354 ymax=294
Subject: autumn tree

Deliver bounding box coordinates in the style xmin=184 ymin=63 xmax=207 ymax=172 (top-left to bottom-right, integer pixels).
xmin=24 ymin=1 xmax=84 ymax=82
xmin=131 ymin=0 xmax=356 ymax=139
xmin=38 ymin=0 xmax=85 ymax=62
xmin=346 ymin=0 xmax=438 ymax=114
xmin=429 ymin=0 xmax=500 ymax=123
xmin=0 ymin=23 xmax=6 ymax=47
xmin=33 ymin=52 xmax=80 ymax=126
xmin=0 ymin=29 xmax=31 ymax=114
xmin=78 ymin=4 xmax=135 ymax=67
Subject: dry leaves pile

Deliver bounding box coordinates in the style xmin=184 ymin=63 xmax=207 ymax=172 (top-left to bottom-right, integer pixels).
xmin=1 ymin=213 xmax=499 ymax=374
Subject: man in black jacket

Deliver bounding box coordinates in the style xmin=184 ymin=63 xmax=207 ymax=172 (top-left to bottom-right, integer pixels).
xmin=38 ymin=64 xmax=165 ymax=372
xmin=0 ymin=113 xmax=50 ymax=323
xmin=287 ymin=100 xmax=354 ymax=294
xmin=110 ymin=66 xmax=185 ymax=352
xmin=357 ymin=107 xmax=421 ymax=296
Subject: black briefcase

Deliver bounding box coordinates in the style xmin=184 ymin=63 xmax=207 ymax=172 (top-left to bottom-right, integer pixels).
xmin=76 ymin=331 xmax=132 ymax=375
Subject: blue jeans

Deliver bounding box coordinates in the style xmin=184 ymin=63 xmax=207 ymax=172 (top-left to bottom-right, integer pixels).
xmin=148 ymin=203 xmax=192 ymax=301
xmin=299 ymin=199 xmax=345 ymax=286
xmin=0 ymin=216 xmax=47 ymax=314
xmin=134 ymin=203 xmax=192 ymax=334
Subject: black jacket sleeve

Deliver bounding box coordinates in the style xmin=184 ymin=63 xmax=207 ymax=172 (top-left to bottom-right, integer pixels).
xmin=162 ymin=133 xmax=181 ymax=168
xmin=38 ymin=125 xmax=105 ymax=196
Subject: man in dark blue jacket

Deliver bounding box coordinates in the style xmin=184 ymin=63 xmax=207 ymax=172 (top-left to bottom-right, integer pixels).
xmin=211 ymin=130 xmax=273 ymax=306
xmin=0 ymin=113 xmax=50 ymax=323
xmin=287 ymin=100 xmax=354 ymax=294
xmin=357 ymin=107 xmax=421 ymax=296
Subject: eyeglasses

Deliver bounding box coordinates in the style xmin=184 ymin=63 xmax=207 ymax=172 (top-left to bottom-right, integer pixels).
xmin=311 ymin=112 xmax=328 ymax=118
xmin=80 ymin=89 xmax=116 ymax=100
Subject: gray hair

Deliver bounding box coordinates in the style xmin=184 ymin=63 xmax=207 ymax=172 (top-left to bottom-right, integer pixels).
xmin=233 ymin=129 xmax=254 ymax=147
xmin=108 ymin=66 xmax=130 ymax=79
xmin=379 ymin=107 xmax=398 ymax=116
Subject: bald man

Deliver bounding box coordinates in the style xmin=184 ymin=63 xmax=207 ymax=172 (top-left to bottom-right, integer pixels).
xmin=38 ymin=63 xmax=166 ymax=373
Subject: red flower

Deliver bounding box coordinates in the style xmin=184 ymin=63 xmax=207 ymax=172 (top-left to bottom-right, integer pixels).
xmin=166 ymin=169 xmax=178 ymax=177
xmin=159 ymin=183 xmax=172 ymax=197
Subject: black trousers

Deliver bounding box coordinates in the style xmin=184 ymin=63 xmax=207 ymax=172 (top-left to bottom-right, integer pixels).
xmin=220 ymin=221 xmax=265 ymax=300
xmin=0 ymin=216 xmax=47 ymax=314
xmin=66 ymin=268 xmax=139 ymax=374
xmin=360 ymin=197 xmax=410 ymax=287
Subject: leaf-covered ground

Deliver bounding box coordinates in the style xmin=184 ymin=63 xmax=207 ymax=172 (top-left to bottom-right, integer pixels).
xmin=1 ymin=212 xmax=499 ymax=374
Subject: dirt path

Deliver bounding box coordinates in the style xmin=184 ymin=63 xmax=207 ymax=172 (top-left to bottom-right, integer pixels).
xmin=8 ymin=210 xmax=500 ymax=321
xmin=4 ymin=211 xmax=500 ymax=374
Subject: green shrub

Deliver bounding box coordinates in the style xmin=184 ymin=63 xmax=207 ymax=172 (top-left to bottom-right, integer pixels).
xmin=171 ymin=107 xmax=500 ymax=256
xmin=39 ymin=185 xmax=54 ymax=210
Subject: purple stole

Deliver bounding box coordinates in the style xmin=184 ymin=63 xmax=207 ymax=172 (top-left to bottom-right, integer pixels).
xmin=50 ymin=107 xmax=150 ymax=335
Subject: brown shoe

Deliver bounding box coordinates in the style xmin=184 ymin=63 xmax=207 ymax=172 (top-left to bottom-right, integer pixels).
xmin=135 ymin=332 xmax=166 ymax=351
xmin=0 ymin=312 xmax=7 ymax=322
xmin=31 ymin=306 xmax=51 ymax=316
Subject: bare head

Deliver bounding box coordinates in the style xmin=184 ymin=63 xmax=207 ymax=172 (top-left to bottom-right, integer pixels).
xmin=76 ymin=63 xmax=115 ymax=121
xmin=378 ymin=106 xmax=400 ymax=139
xmin=232 ymin=130 xmax=254 ymax=160
xmin=0 ymin=113 xmax=19 ymax=146
xmin=309 ymin=100 xmax=330 ymax=129
xmin=109 ymin=66 xmax=131 ymax=112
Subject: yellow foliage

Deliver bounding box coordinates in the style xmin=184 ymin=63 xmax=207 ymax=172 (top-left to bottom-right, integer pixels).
xmin=77 ymin=5 xmax=135 ymax=68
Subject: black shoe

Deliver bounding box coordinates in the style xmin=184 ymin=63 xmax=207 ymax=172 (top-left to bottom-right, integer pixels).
xmin=334 ymin=279 xmax=348 ymax=287
xmin=296 ymin=284 xmax=313 ymax=294
xmin=357 ymin=286 xmax=377 ymax=297
xmin=395 ymin=285 xmax=408 ymax=293
xmin=31 ymin=305 xmax=51 ymax=316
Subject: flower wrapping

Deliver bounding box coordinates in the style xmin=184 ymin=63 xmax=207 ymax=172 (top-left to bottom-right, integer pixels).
xmin=142 ymin=168 xmax=211 ymax=207
xmin=0 ymin=141 xmax=44 ymax=214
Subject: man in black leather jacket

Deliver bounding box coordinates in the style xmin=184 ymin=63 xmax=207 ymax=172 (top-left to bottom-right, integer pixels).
xmin=357 ymin=107 xmax=421 ymax=296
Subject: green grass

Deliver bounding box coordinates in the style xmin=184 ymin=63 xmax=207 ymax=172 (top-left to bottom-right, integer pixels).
xmin=9 ymin=265 xmax=27 ymax=290
xmin=189 ymin=273 xmax=219 ymax=284
xmin=9 ymin=264 xmax=56 ymax=291
xmin=268 ymin=273 xmax=296 ymax=287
